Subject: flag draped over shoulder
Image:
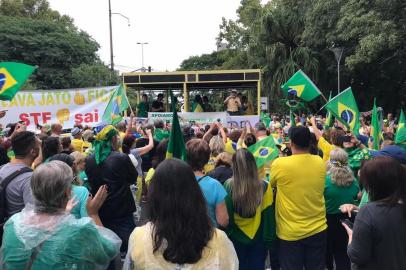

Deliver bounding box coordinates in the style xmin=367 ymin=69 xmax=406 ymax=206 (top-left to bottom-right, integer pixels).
xmin=248 ymin=136 xmax=279 ymax=168
xmin=395 ymin=109 xmax=406 ymax=144
xmin=371 ymin=99 xmax=381 ymax=150
xmin=281 ymin=70 xmax=321 ymax=102
xmin=324 ymin=87 xmax=360 ymax=135
xmin=166 ymin=92 xmax=186 ymax=160
xmin=102 ymin=84 xmax=129 ymax=125
xmin=0 ymin=62 xmax=36 ymax=101
xmin=223 ymin=181 xmax=276 ymax=248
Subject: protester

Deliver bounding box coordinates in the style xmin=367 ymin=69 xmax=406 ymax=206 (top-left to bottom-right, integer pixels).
xmin=202 ymin=95 xmax=213 ymax=112
xmin=0 ymin=161 xmax=121 ymax=269
xmin=192 ymin=94 xmax=204 ymax=112
xmin=85 ymin=125 xmax=138 ymax=255
xmin=123 ymin=158 xmax=238 ymax=270
xmin=207 ymin=152 xmax=233 ymax=184
xmin=223 ymin=149 xmax=276 ymax=270
xmin=342 ymin=156 xmax=406 ymax=270
xmin=270 ymin=126 xmax=327 ymax=269
xmin=82 ymin=129 xmax=94 ymax=153
xmin=49 ymin=153 xmax=89 ymax=219
xmin=50 ymin=123 xmax=62 ymax=137
xmin=151 ymin=93 xmax=164 ymax=112
xmin=71 ymin=127 xmax=84 ymax=152
xmin=205 ymin=135 xmax=225 ymax=173
xmin=224 ymin=89 xmax=241 ymax=116
xmin=324 ymin=148 xmax=359 ymax=270
xmin=137 ymin=93 xmax=150 ymax=117
xmin=186 ymin=139 xmax=229 ymax=228
xmin=41 ymin=136 xmax=62 ymax=163
xmin=153 ymin=119 xmax=170 ymax=142
xmin=60 ymin=136 xmax=73 ymax=155
xmin=70 ymin=151 xmax=88 ymax=186
xmin=0 ymin=132 xmax=40 ymax=219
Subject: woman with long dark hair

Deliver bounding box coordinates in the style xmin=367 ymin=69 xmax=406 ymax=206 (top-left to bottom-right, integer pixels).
xmin=223 ymin=149 xmax=276 ymax=270
xmin=123 ymin=158 xmax=238 ymax=269
xmin=342 ymin=156 xmax=406 ymax=269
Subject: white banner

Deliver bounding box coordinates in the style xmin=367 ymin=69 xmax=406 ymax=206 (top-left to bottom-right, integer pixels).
xmin=148 ymin=112 xmax=259 ymax=128
xmin=0 ymin=86 xmax=117 ymax=129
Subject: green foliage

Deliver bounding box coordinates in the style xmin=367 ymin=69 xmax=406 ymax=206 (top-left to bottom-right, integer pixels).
xmin=179 ymin=0 xmax=406 ymax=112
xmin=71 ymin=62 xmax=119 ymax=88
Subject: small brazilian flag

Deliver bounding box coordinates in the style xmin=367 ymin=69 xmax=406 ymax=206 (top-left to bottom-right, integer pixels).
xmin=281 ymin=70 xmax=321 ymax=102
xmin=0 ymin=62 xmax=36 ymax=101
xmin=102 ymin=84 xmax=129 ymax=125
xmin=324 ymin=87 xmax=360 ymax=135
xmin=395 ymin=109 xmax=406 ymax=144
xmin=166 ymin=91 xmax=186 ymax=160
xmin=290 ymin=110 xmax=296 ymax=127
xmin=324 ymin=92 xmax=334 ymax=129
xmin=248 ymin=136 xmax=279 ymax=168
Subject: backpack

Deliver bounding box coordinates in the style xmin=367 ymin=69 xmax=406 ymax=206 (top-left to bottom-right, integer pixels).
xmin=0 ymin=166 xmax=33 ymax=242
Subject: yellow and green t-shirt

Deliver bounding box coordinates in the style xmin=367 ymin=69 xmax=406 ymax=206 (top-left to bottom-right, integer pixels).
xmin=270 ymin=153 xmax=327 ymax=241
xmin=318 ymin=137 xmax=335 ymax=162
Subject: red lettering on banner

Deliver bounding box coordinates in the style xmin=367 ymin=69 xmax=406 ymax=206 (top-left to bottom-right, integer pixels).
xmin=75 ymin=114 xmax=83 ymax=124
xmin=19 ymin=112 xmax=52 ymax=126
xmin=75 ymin=109 xmax=100 ymax=124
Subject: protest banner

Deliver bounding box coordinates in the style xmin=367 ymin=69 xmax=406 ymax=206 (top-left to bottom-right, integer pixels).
xmin=0 ymin=86 xmax=116 ymax=129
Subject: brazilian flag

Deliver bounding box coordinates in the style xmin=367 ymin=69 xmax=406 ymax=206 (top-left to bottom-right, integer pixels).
xmin=248 ymin=136 xmax=279 ymax=168
xmin=102 ymin=84 xmax=130 ymax=125
xmin=166 ymin=91 xmax=186 ymax=160
xmin=395 ymin=109 xmax=406 ymax=144
xmin=0 ymin=62 xmax=36 ymax=101
xmin=324 ymin=87 xmax=360 ymax=135
xmin=223 ymin=181 xmax=276 ymax=248
xmin=324 ymin=92 xmax=334 ymax=129
xmin=371 ymin=99 xmax=382 ymax=150
xmin=281 ymin=70 xmax=321 ymax=102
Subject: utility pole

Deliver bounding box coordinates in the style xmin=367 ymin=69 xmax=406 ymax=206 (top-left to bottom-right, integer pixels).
xmin=109 ymin=0 xmax=114 ymax=71
xmin=330 ymin=47 xmax=344 ymax=94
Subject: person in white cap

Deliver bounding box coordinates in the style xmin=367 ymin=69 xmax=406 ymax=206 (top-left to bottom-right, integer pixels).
xmin=71 ymin=127 xmax=84 ymax=153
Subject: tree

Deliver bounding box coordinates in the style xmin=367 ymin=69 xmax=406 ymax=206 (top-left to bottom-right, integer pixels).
xmin=71 ymin=62 xmax=119 ymax=88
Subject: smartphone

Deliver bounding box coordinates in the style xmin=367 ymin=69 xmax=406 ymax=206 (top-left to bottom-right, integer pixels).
xmin=340 ymin=219 xmax=354 ymax=229
xmin=217 ymin=118 xmax=221 ymax=122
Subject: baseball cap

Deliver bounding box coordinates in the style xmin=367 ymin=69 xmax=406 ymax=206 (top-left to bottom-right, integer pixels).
xmin=371 ymin=145 xmax=406 ymax=164
xmin=71 ymin=127 xmax=83 ymax=137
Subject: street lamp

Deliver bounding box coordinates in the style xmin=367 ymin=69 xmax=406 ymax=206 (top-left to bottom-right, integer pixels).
xmin=108 ymin=0 xmax=131 ymax=71
xmin=330 ymin=46 xmax=344 ymax=94
xmin=137 ymin=42 xmax=148 ymax=71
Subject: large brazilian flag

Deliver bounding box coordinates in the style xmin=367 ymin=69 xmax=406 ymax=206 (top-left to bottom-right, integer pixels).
xmin=166 ymin=91 xmax=186 ymax=160
xmin=0 ymin=62 xmax=36 ymax=101
xmin=281 ymin=70 xmax=321 ymax=102
xmin=324 ymin=87 xmax=360 ymax=135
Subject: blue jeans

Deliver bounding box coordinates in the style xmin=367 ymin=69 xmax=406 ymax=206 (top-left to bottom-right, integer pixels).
xmin=279 ymin=230 xmax=327 ymax=270
xmin=232 ymin=240 xmax=266 ymax=270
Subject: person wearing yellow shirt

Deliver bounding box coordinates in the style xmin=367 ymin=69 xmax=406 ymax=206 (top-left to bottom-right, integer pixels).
xmin=311 ymin=117 xmax=346 ymax=162
xmin=270 ymin=126 xmax=327 ymax=269
xmin=71 ymin=127 xmax=84 ymax=153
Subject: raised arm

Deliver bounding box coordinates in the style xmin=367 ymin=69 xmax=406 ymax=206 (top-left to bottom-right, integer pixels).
xmin=202 ymin=123 xmax=215 ymax=142
xmin=126 ymin=112 xmax=135 ymax=135
xmin=136 ymin=129 xmax=154 ymax=156
xmin=217 ymin=122 xmax=228 ymax=144
xmin=310 ymin=116 xmax=323 ymax=140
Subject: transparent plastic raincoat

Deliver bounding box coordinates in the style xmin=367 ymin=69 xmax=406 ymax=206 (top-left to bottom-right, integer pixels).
xmin=0 ymin=206 xmax=121 ymax=270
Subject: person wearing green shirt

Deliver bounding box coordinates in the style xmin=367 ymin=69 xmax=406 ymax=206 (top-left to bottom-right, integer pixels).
xmin=324 ymin=148 xmax=359 ymax=270
xmin=153 ymin=120 xmax=170 ymax=142
xmin=137 ymin=94 xmax=150 ymax=118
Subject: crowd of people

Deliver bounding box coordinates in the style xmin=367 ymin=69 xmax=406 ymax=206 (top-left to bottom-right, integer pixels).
xmin=136 ymin=89 xmax=255 ymax=115
xmin=0 ymin=106 xmax=405 ymax=270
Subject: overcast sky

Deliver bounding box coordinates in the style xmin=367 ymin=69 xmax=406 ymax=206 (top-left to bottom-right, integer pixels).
xmin=48 ymin=0 xmax=245 ymax=73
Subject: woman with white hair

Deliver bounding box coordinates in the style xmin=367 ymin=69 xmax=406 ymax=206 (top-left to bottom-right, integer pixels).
xmin=1 ymin=161 xmax=121 ymax=269
xmin=324 ymin=148 xmax=359 ymax=270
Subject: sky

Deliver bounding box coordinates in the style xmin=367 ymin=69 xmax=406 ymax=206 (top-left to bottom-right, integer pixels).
xmin=48 ymin=0 xmax=243 ymax=73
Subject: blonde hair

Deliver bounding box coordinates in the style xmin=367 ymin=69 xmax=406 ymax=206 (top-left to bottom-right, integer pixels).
xmin=209 ymin=135 xmax=225 ymax=157
xmin=230 ymin=149 xmax=263 ymax=218
xmin=215 ymin=152 xmax=232 ymax=167
xmin=70 ymin=151 xmax=86 ymax=185
xmin=327 ymin=148 xmax=354 ymax=187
